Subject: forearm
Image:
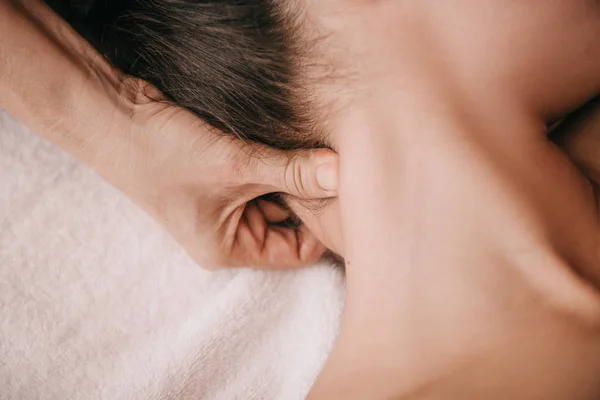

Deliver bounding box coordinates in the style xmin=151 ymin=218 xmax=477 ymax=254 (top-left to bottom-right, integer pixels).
xmin=0 ymin=0 xmax=131 ymax=164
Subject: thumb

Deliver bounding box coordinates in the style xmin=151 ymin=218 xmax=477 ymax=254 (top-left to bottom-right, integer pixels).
xmin=252 ymin=148 xmax=338 ymax=199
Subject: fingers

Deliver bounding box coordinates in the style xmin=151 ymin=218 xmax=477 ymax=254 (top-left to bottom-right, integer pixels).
xmin=248 ymin=147 xmax=339 ymax=199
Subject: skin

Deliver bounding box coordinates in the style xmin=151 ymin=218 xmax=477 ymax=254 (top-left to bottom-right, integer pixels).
xmin=284 ymin=1 xmax=600 ymax=398
xmin=0 ymin=0 xmax=339 ymax=269
xmin=3 ymin=0 xmax=600 ymax=399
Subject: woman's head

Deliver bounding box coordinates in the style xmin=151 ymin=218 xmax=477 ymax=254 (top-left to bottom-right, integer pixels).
xmin=52 ymin=0 xmax=329 ymax=150
xmin=49 ymin=0 xmax=600 ymax=261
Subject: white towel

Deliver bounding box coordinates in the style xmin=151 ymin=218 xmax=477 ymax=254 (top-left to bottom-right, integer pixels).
xmin=0 ymin=109 xmax=344 ymax=400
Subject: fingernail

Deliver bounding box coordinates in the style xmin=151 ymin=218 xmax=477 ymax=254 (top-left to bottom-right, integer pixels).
xmin=316 ymin=163 xmax=337 ymax=192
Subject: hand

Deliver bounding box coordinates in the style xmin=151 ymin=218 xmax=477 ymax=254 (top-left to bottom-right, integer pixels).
xmin=93 ymin=79 xmax=338 ymax=269
xmin=0 ymin=1 xmax=338 ymax=270
xmin=287 ymin=98 xmax=600 ymax=263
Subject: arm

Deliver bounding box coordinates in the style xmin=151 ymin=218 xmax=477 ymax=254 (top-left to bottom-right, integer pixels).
xmin=0 ymin=0 xmax=338 ymax=269
xmin=0 ymin=0 xmax=130 ymax=165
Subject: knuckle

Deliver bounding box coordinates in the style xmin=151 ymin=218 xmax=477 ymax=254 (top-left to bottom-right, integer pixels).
xmin=284 ymin=155 xmax=307 ymax=196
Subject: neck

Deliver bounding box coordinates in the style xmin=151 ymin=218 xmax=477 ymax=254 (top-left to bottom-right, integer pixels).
xmin=305 ymin=0 xmax=600 ymax=150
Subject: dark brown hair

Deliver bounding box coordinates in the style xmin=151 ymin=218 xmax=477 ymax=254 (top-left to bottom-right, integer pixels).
xmin=47 ymin=0 xmax=321 ymax=150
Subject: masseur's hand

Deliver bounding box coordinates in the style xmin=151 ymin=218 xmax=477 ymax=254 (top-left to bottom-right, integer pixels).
xmin=288 ymin=98 xmax=600 ymax=261
xmin=98 ymin=80 xmax=337 ymax=269
xmin=0 ymin=0 xmax=337 ymax=270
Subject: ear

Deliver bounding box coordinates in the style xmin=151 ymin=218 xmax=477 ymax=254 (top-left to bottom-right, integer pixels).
xmin=227 ymin=198 xmax=328 ymax=269
xmin=285 ymin=197 xmax=344 ymax=257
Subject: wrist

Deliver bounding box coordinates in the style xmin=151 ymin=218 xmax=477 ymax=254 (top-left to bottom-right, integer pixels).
xmin=0 ymin=0 xmax=135 ymax=165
